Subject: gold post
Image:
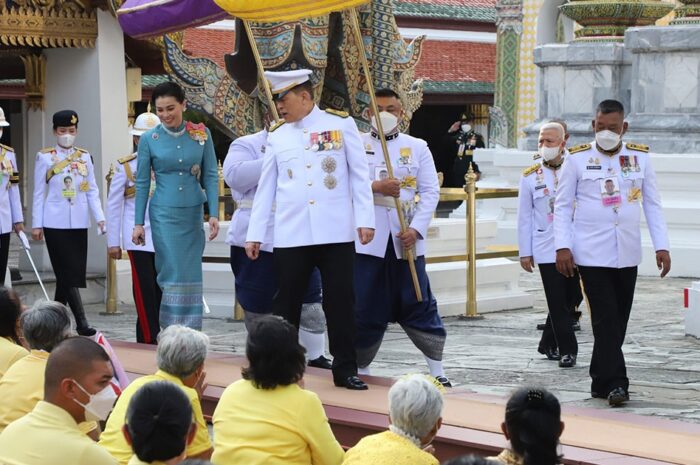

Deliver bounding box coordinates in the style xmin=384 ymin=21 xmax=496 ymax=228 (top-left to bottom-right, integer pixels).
xmin=242 ymin=20 xmax=280 ymax=122
xmin=465 ymin=163 xmax=479 ymax=318
xmin=102 ymin=164 xmax=122 ymax=315
xmin=234 ymin=300 xmax=245 ymax=321
xmin=348 ymin=8 xmax=422 ymax=301
xmin=217 ymin=160 xmax=226 ymax=220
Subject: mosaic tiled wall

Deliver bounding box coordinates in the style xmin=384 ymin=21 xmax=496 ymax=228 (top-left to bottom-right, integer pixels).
xmin=516 ymin=0 xmax=540 ymax=140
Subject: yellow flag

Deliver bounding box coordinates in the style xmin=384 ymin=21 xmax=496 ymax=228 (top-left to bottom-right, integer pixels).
xmin=213 ymin=0 xmax=369 ymax=22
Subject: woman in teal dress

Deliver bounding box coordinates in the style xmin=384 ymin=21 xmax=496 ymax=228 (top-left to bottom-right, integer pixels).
xmin=132 ymin=82 xmax=219 ymax=330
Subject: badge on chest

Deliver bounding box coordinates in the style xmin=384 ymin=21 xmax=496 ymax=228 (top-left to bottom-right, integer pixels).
xmin=310 ymin=130 xmax=343 ymax=152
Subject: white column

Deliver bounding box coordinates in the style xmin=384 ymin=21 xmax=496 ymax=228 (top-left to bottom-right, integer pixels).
xmin=21 ymin=9 xmax=130 ymax=279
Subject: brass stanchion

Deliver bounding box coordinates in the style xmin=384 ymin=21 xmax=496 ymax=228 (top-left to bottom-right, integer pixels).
xmin=233 ymin=300 xmax=245 ymax=321
xmin=102 ymin=164 xmax=122 ymax=315
xmin=464 ymin=163 xmax=481 ymax=319
xmin=217 ymin=160 xmax=226 ymax=220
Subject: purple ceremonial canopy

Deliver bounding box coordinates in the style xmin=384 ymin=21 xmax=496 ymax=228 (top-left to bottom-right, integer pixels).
xmin=117 ymin=0 xmax=229 ymax=39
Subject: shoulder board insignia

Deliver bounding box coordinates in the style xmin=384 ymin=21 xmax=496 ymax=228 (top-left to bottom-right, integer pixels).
xmin=118 ymin=153 xmax=137 ymax=164
xmin=324 ymin=108 xmax=349 ymax=118
xmin=269 ymin=120 xmax=286 ymax=133
xmin=74 ymin=147 xmax=88 ymax=154
xmin=0 ymin=143 xmax=13 ymax=152
xmin=626 ymin=142 xmax=649 ymax=153
xmin=522 ymin=163 xmax=541 ymax=176
xmin=40 ymin=147 xmax=55 ymax=153
xmin=533 ymin=153 xmax=541 ymax=160
xmin=568 ymin=143 xmax=591 ymax=155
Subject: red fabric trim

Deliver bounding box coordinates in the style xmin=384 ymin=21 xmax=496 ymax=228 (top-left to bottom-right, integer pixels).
xmin=129 ymin=251 xmax=152 ymax=343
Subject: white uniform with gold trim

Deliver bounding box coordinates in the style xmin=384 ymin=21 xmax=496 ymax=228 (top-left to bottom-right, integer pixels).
xmin=247 ymin=106 xmax=374 ymax=246
xmin=0 ymin=144 xmax=23 ymax=233
xmin=106 ymin=153 xmax=154 ymax=252
xmin=32 ymin=145 xmax=105 ymax=229
xmin=554 ymin=141 xmax=669 ymax=267
xmin=354 ymin=132 xmax=439 ymax=258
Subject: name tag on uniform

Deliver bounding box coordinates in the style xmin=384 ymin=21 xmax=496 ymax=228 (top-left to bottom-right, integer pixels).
xmin=600 ymin=177 xmax=621 ymax=207
xmin=586 ymin=165 xmax=602 ymax=170
xmin=535 ymin=184 xmax=546 ymax=190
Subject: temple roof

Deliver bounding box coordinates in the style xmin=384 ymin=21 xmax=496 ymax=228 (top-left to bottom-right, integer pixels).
xmin=415 ymin=40 xmax=496 ymax=93
xmin=395 ymin=0 xmax=497 ymax=23
xmin=182 ymin=29 xmax=235 ymax=69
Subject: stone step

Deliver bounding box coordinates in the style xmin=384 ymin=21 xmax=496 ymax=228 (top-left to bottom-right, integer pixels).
xmin=9 ymin=272 xmax=107 ymax=307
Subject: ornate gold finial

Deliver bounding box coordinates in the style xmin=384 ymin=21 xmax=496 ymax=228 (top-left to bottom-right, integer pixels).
xmin=147 ymin=102 xmax=152 ymax=113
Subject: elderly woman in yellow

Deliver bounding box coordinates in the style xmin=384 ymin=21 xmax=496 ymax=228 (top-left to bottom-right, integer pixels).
xmin=342 ymin=374 xmax=444 ymax=465
xmin=123 ymin=381 xmax=196 ymax=465
xmin=99 ymin=325 xmax=212 ymax=464
xmin=0 ymin=288 xmax=27 ymax=379
xmin=211 ymin=315 xmax=344 ymax=465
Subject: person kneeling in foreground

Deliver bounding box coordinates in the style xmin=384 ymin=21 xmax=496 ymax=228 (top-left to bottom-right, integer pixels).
xmin=100 ymin=325 xmax=212 ymax=463
xmin=211 ymin=315 xmax=344 ymax=465
xmin=490 ymin=387 xmax=564 ymax=465
xmin=123 ymin=381 xmax=196 ymax=465
xmin=0 ymin=337 xmax=118 ymax=465
xmin=342 ymin=374 xmax=444 ymax=465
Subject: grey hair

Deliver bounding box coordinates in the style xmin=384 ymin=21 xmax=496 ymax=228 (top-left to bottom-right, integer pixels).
xmin=20 ymin=301 xmax=71 ymax=352
xmin=539 ymin=122 xmax=565 ymax=140
xmin=156 ymin=325 xmax=209 ymax=379
xmin=388 ymin=374 xmax=444 ymax=439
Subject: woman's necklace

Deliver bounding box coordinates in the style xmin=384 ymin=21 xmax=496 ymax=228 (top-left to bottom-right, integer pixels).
xmin=161 ymin=123 xmax=186 ymax=138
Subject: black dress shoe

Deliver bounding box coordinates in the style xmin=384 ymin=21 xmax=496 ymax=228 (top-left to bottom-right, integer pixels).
xmin=76 ymin=326 xmax=97 ymax=337
xmin=536 ymin=323 xmax=547 ymax=330
xmin=435 ymin=376 xmax=452 ymax=388
xmin=307 ymin=355 xmax=333 ymax=370
xmin=608 ymin=387 xmax=629 ymax=407
xmin=334 ymin=375 xmax=368 ymax=390
xmin=558 ymin=354 xmax=576 ymax=368
xmin=538 ymin=346 xmax=561 ymax=361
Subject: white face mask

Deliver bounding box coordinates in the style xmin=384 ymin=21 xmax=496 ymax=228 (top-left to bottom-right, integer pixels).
xmin=595 ymin=129 xmax=622 ymax=151
xmin=57 ymin=134 xmax=76 ymax=148
xmin=461 ymin=124 xmax=471 ymax=133
xmin=371 ymin=111 xmax=399 ymax=135
xmin=72 ymin=380 xmax=117 ymax=422
xmin=539 ymin=145 xmax=561 ymax=162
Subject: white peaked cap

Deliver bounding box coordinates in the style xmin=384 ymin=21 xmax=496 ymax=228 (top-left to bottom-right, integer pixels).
xmin=0 ymin=107 xmax=9 ymax=127
xmin=263 ymin=69 xmax=312 ymax=96
xmin=130 ymin=111 xmax=161 ymax=136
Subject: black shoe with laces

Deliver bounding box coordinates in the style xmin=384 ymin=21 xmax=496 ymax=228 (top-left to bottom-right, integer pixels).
xmin=307 ymin=355 xmax=332 ymax=370
xmin=607 ymin=387 xmax=629 ymax=407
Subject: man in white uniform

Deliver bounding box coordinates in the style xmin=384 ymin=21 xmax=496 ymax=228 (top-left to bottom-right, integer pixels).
xmin=246 ymin=69 xmax=375 ymax=390
xmin=518 ymin=122 xmax=579 ymax=368
xmin=106 ymin=110 xmax=161 ymax=344
xmin=353 ymin=89 xmax=449 ymax=387
xmin=0 ymin=106 xmax=25 ymax=284
xmin=554 ymin=99 xmax=671 ymax=406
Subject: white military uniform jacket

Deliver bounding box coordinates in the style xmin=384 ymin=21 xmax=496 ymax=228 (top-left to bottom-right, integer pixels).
xmin=554 ymin=141 xmax=669 ymax=268
xmin=105 ymin=153 xmax=154 ymax=252
xmin=517 ymin=155 xmax=568 ymax=264
xmin=223 ymin=130 xmax=275 ymax=252
xmin=247 ymin=106 xmax=375 ymax=247
xmin=354 ymin=131 xmax=439 ymax=259
xmin=32 ymin=145 xmax=105 ymax=229
xmin=0 ymin=144 xmax=24 ymax=234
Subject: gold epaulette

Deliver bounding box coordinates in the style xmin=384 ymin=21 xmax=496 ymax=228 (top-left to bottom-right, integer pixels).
xmin=324 ymin=108 xmax=349 ymax=118
xmin=522 ymin=163 xmax=541 ymax=176
xmin=626 ymin=142 xmax=649 ymax=153
xmin=0 ymin=143 xmax=13 ymax=153
xmin=40 ymin=147 xmax=55 ymax=154
xmin=533 ymin=153 xmax=541 ymax=160
xmin=269 ymin=120 xmax=286 ymax=133
xmin=568 ymin=143 xmax=591 ymax=155
xmin=118 ymin=153 xmax=137 ymax=164
xmin=74 ymin=147 xmax=88 ymax=154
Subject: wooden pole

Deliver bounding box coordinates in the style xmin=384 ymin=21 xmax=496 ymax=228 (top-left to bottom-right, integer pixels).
xmin=242 ymin=20 xmax=280 ymax=122
xmin=348 ymin=8 xmax=422 ymax=301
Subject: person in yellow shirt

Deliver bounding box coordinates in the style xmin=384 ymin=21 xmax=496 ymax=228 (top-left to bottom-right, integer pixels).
xmin=100 ymin=325 xmax=213 ymax=464
xmin=0 ymin=336 xmax=119 ymax=464
xmin=0 ymin=300 xmax=72 ymax=432
xmin=0 ymin=288 xmax=28 ymax=379
xmin=488 ymin=387 xmax=564 ymax=465
xmin=212 ymin=315 xmax=344 ymax=465
xmin=123 ymin=381 xmax=197 ymax=465
xmin=342 ymin=374 xmax=444 ymax=465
